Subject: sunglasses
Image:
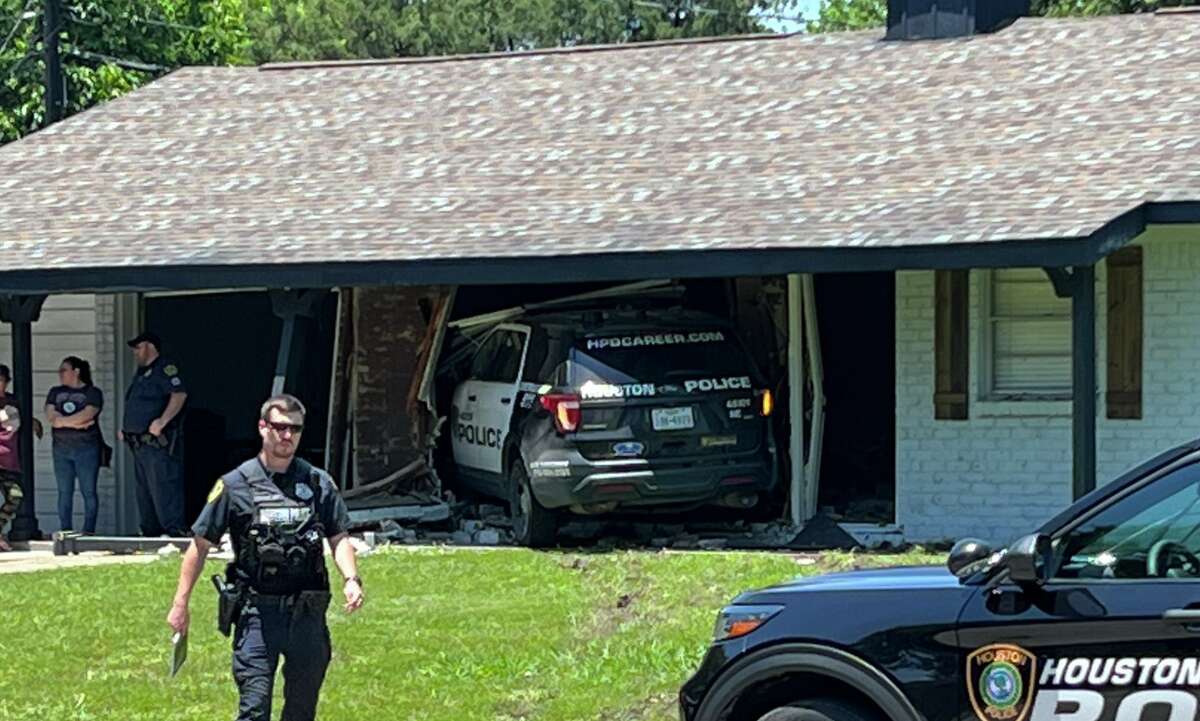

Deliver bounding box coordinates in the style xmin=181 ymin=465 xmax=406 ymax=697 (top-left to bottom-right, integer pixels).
xmin=265 ymin=421 xmax=304 ymax=435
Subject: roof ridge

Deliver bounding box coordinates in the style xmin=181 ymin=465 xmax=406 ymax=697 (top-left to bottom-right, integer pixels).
xmin=258 ymin=32 xmax=795 ymax=72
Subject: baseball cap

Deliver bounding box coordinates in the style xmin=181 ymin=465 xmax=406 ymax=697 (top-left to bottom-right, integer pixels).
xmin=126 ymin=331 xmax=162 ymax=350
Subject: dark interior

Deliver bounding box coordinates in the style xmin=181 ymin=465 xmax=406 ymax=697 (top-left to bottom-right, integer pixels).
xmin=813 ymin=273 xmax=896 ymax=523
xmin=144 ymin=291 xmax=337 ymax=524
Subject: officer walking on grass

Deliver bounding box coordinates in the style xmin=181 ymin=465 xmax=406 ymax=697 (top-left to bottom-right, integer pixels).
xmin=166 ymin=394 xmax=364 ymax=721
xmin=121 ymin=331 xmax=189 ymax=536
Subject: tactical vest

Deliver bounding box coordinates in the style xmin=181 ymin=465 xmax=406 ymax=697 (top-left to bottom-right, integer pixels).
xmin=228 ymin=458 xmax=328 ymax=595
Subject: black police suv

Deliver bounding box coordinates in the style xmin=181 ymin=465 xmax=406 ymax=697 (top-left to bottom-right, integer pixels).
xmin=447 ymin=308 xmax=777 ymax=546
xmin=680 ymin=438 xmax=1200 ymax=721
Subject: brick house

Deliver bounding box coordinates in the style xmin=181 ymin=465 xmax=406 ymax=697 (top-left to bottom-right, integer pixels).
xmin=0 ymin=9 xmax=1197 ymax=545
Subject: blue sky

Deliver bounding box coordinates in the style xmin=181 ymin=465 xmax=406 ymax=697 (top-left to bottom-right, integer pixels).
xmin=758 ymin=0 xmax=821 ymax=32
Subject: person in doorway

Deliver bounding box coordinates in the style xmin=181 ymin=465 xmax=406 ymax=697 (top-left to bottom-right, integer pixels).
xmin=121 ymin=331 xmax=189 ymax=537
xmin=0 ymin=365 xmax=24 ymax=551
xmin=45 ymin=356 xmax=105 ymax=535
xmin=167 ymin=394 xmax=363 ymax=721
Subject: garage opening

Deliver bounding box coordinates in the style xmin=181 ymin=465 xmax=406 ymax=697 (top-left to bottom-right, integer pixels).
xmin=813 ymin=273 xmax=896 ymax=524
xmin=143 ymin=290 xmax=338 ymax=523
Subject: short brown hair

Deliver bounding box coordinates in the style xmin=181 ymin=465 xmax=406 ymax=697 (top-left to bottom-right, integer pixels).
xmin=260 ymin=394 xmax=307 ymax=422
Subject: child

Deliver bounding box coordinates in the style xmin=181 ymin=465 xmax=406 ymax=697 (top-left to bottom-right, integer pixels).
xmin=0 ymin=364 xmax=23 ymax=551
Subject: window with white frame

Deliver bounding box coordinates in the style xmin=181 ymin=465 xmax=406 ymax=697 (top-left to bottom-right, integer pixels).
xmin=981 ymin=268 xmax=1072 ymax=399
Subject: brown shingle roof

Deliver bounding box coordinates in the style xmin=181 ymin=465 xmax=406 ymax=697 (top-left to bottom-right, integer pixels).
xmin=0 ymin=13 xmax=1197 ymax=290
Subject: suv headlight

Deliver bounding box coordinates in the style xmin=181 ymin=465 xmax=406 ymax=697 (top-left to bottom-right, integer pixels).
xmin=712 ymin=604 xmax=783 ymax=642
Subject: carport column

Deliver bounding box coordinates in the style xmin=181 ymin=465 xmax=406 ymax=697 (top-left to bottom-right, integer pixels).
xmin=0 ymin=294 xmax=47 ymax=541
xmin=1071 ymin=265 xmax=1097 ymax=499
xmin=269 ymin=289 xmax=326 ymax=396
xmin=787 ymin=275 xmax=805 ymax=526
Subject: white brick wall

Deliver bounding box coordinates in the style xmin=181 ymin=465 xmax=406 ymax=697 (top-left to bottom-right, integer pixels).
xmin=0 ymin=294 xmax=120 ymax=535
xmin=896 ymin=225 xmax=1200 ymax=545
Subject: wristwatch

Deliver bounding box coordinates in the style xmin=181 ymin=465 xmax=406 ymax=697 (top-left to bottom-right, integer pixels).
xmin=344 ymin=575 xmax=363 ymax=589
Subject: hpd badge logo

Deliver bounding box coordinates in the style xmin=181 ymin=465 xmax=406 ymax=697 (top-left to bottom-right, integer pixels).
xmin=967 ymin=644 xmax=1036 ymax=721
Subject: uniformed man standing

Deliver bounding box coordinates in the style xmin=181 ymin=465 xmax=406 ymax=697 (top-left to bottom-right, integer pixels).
xmin=121 ymin=331 xmax=189 ymax=536
xmin=166 ymin=394 xmax=363 ymax=721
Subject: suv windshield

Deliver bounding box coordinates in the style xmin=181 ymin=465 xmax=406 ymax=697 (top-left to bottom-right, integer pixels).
xmin=567 ymin=329 xmax=754 ymax=389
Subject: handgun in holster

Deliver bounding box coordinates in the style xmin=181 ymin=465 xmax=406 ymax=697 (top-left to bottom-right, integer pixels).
xmin=212 ymin=571 xmax=246 ymax=637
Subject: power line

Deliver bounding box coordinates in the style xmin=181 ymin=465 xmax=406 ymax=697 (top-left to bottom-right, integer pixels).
xmin=65 ymin=47 xmax=168 ymax=73
xmin=67 ymin=5 xmax=206 ymax=34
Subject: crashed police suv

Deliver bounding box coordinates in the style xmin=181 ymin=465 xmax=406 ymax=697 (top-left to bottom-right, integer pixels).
xmin=681 ymin=438 xmax=1200 ymax=721
xmin=449 ymin=308 xmax=777 ymax=546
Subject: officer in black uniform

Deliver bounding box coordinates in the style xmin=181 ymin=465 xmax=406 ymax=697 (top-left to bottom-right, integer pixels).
xmin=121 ymin=331 xmax=189 ymax=536
xmin=167 ymin=394 xmax=364 ymax=721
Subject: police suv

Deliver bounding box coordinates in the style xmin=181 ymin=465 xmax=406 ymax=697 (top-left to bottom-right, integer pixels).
xmin=448 ymin=308 xmax=777 ymax=546
xmin=680 ymin=438 xmax=1200 ymax=721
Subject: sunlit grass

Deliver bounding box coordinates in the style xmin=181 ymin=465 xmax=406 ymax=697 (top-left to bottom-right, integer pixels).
xmin=0 ymin=546 xmax=942 ymax=721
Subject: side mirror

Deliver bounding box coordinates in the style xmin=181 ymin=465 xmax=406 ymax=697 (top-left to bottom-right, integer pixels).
xmin=948 ymin=538 xmax=994 ymax=578
xmin=1006 ymin=533 xmax=1053 ymax=586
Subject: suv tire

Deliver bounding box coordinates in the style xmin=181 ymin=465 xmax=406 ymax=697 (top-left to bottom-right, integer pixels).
xmin=510 ymin=458 xmax=557 ymax=548
xmin=757 ymin=698 xmax=882 ymax=721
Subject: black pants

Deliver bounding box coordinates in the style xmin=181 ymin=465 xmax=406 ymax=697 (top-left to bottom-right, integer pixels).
xmin=232 ymin=599 xmax=332 ymax=721
xmin=130 ymin=443 xmax=186 ymax=536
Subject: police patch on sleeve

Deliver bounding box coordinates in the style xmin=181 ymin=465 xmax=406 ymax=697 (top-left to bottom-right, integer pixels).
xmin=294 ymin=483 xmax=314 ymax=501
xmin=968 ymin=644 xmax=1036 ymax=721
xmin=164 ymin=364 xmax=178 ymax=377
xmin=207 ymin=478 xmax=224 ymax=504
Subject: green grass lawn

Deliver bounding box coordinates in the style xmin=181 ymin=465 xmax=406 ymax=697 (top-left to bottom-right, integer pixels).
xmin=0 ymin=546 xmax=941 ymax=721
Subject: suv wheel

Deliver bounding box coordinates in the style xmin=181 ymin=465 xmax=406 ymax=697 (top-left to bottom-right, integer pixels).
xmin=509 ymin=459 xmax=557 ymax=548
xmin=757 ymin=698 xmax=882 ymax=721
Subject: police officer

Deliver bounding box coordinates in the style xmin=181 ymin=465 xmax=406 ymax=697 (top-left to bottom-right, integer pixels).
xmin=166 ymin=394 xmax=363 ymax=721
xmin=121 ymin=331 xmax=189 ymax=536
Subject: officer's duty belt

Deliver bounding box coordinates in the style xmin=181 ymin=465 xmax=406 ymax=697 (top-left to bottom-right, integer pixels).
xmin=123 ymin=432 xmax=168 ymax=449
xmin=246 ymin=589 xmax=331 ymax=613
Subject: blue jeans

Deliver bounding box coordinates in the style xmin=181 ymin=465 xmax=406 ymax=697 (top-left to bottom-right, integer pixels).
xmin=53 ymin=443 xmax=100 ymax=533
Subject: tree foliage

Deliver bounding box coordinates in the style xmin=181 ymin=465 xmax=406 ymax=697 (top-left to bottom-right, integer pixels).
xmin=806 ymin=0 xmax=884 ymax=33
xmin=241 ymin=0 xmax=800 ymax=64
xmin=0 ymin=0 xmax=249 ymax=141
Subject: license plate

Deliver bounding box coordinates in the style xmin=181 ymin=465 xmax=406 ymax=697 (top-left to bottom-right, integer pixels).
xmin=652 ymin=406 xmax=695 ymax=431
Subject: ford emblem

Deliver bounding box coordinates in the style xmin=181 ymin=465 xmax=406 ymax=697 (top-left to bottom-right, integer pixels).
xmin=612 ymin=441 xmax=644 ymax=457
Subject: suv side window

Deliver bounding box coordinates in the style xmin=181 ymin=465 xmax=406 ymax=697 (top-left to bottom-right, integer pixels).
xmin=1055 ymin=460 xmax=1200 ymax=580
xmin=472 ymin=329 xmax=526 ymax=384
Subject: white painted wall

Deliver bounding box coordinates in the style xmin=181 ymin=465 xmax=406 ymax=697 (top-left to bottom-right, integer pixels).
xmin=0 ymin=294 xmax=121 ymax=535
xmin=896 ymin=226 xmax=1200 ymax=545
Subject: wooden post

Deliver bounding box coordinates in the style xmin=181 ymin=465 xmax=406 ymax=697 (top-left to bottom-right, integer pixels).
xmin=0 ymin=295 xmax=47 ymax=541
xmin=268 ymin=289 xmax=325 ymax=396
xmin=1071 ymin=264 xmax=1097 ymax=499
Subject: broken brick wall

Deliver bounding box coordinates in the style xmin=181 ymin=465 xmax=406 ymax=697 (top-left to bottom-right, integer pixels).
xmin=352 ymin=286 xmax=438 ymax=484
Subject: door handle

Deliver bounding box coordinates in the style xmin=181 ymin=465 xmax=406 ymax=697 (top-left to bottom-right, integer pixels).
xmin=468 ymin=395 xmax=477 ymax=402
xmin=501 ymin=397 xmax=512 ymax=405
xmin=1163 ymin=609 xmax=1200 ymax=628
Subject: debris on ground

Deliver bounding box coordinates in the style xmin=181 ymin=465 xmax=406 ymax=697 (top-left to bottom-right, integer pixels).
xmin=345 ymin=494 xmax=877 ymax=553
xmin=786 ymin=513 xmax=863 ymax=551
xmin=344 ymin=459 xmax=452 ymax=528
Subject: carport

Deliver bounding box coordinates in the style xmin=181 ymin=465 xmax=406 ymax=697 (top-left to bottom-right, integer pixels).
xmin=0 ymin=13 xmax=1198 ymax=542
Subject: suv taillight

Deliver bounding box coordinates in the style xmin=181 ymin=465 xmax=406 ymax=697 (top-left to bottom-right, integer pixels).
xmin=758 ymin=389 xmax=774 ymax=417
xmin=539 ymin=394 xmax=581 ymax=433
